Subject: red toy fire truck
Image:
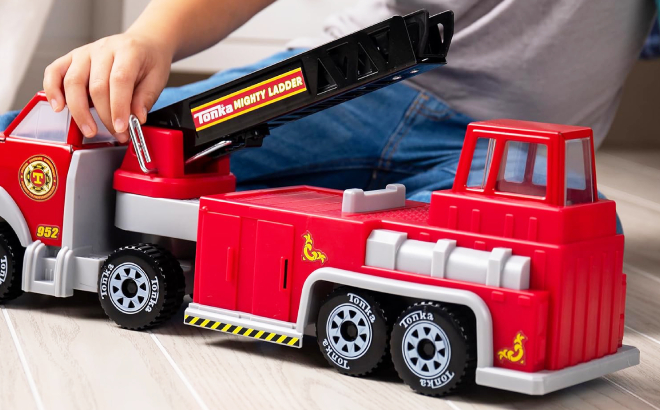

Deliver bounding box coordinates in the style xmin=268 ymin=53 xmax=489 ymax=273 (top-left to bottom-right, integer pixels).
xmin=0 ymin=10 xmax=638 ymax=397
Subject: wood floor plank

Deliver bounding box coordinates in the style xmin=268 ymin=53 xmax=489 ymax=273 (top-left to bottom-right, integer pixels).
xmin=606 ymin=194 xmax=660 ymax=278
xmin=598 ymin=149 xmax=660 ymax=173
xmin=452 ymin=378 xmax=656 ymax=410
xmin=596 ymin=150 xmax=660 ymax=280
xmin=597 ymin=158 xmax=660 ymax=206
xmin=0 ymin=306 xmax=38 ymax=410
xmin=2 ymin=292 xmax=196 ymax=410
xmin=606 ymin=331 xmax=660 ymax=409
xmin=153 ymin=309 xmax=461 ymax=410
xmin=593 ymin=148 xmax=660 ymax=407
xmin=153 ymin=303 xmax=658 ymax=410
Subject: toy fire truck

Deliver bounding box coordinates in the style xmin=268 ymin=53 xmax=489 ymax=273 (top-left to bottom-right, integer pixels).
xmin=0 ymin=9 xmax=638 ymax=397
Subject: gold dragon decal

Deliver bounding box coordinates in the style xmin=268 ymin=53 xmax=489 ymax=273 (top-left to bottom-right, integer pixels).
xmin=497 ymin=332 xmax=526 ymax=364
xmin=302 ymin=231 xmax=327 ymax=264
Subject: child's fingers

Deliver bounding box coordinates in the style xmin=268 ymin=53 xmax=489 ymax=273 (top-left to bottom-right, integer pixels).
xmin=43 ymin=54 xmax=72 ymax=112
xmin=63 ymin=53 xmax=97 ymax=138
xmin=109 ymin=50 xmax=140 ymax=140
xmin=131 ymin=66 xmax=169 ymax=124
xmin=89 ymin=51 xmax=116 ymax=137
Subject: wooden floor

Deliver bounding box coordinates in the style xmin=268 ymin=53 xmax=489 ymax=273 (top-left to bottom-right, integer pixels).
xmin=1 ymin=148 xmax=659 ymax=410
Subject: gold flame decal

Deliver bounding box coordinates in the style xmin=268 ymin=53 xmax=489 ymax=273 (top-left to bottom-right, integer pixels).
xmin=497 ymin=332 xmax=526 ymax=364
xmin=302 ymin=231 xmax=327 ymax=264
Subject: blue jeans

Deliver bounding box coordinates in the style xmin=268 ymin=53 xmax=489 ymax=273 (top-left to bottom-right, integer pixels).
xmin=0 ymin=48 xmax=623 ymax=233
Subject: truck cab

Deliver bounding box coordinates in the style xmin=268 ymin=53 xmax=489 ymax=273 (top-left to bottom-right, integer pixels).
xmin=0 ymin=92 xmax=121 ymax=247
xmin=431 ymin=119 xmax=616 ymax=243
xmin=0 ymin=92 xmax=127 ymax=298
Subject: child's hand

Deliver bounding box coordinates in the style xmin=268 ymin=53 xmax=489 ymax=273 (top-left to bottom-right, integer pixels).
xmin=42 ymin=0 xmax=273 ymax=142
xmin=43 ymin=33 xmax=173 ymax=142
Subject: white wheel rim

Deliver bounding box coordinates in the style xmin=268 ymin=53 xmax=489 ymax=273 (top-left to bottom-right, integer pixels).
xmin=402 ymin=321 xmax=451 ymax=378
xmin=108 ymin=262 xmax=152 ymax=314
xmin=326 ymin=303 xmax=373 ymax=360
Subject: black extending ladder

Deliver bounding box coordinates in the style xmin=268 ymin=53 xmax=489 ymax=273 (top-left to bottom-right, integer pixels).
xmin=146 ymin=9 xmax=454 ymax=160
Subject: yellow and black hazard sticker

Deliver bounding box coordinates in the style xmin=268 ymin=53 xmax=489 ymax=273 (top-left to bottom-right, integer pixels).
xmin=185 ymin=315 xmax=301 ymax=347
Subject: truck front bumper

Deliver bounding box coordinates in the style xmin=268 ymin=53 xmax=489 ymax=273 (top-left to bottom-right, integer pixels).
xmin=475 ymin=345 xmax=639 ymax=395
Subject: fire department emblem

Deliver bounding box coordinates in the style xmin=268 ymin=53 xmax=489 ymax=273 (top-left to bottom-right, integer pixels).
xmin=19 ymin=155 xmax=58 ymax=201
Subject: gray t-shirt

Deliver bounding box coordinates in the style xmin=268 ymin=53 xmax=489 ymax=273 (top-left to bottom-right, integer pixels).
xmin=290 ymin=0 xmax=656 ymax=147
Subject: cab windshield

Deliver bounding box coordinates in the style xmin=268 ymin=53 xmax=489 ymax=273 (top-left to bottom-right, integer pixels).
xmin=465 ymin=136 xmax=595 ymax=205
xmin=466 ymin=137 xmax=548 ymax=198
xmin=495 ymin=141 xmax=547 ymax=198
xmin=11 ymin=101 xmax=115 ymax=145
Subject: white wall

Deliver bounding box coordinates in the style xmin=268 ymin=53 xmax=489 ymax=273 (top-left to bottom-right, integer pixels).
xmin=123 ymin=0 xmax=354 ymax=73
xmin=10 ymin=0 xmax=353 ymax=110
xmin=0 ymin=0 xmax=54 ymax=112
xmin=10 ymin=0 xmax=122 ymax=110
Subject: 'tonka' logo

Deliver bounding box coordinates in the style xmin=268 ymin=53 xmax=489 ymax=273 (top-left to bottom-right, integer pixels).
xmin=19 ymin=155 xmax=58 ymax=201
xmin=193 ymin=103 xmax=234 ymax=126
xmin=0 ymin=255 xmax=8 ymax=284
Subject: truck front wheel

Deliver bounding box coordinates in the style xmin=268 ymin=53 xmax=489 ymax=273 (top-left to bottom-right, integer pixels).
xmin=0 ymin=223 xmax=25 ymax=302
xmin=390 ymin=303 xmax=476 ymax=396
xmin=316 ymin=288 xmax=389 ymax=376
xmin=98 ymin=244 xmax=185 ymax=330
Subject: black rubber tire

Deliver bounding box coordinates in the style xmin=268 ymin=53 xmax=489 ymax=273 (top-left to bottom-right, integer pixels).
xmin=0 ymin=223 xmax=25 ymax=302
xmin=316 ymin=287 xmax=389 ymax=376
xmin=98 ymin=244 xmax=185 ymax=330
xmin=390 ymin=302 xmax=476 ymax=396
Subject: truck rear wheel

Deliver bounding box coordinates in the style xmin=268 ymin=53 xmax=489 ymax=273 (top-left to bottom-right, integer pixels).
xmin=0 ymin=224 xmax=25 ymax=302
xmin=98 ymin=244 xmax=185 ymax=330
xmin=390 ymin=303 xmax=476 ymax=396
xmin=316 ymin=288 xmax=389 ymax=376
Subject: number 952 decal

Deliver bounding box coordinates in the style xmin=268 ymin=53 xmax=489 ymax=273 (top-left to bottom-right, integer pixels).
xmin=36 ymin=225 xmax=60 ymax=239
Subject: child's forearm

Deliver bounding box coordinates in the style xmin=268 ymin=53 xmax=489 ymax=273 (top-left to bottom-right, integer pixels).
xmin=127 ymin=0 xmax=275 ymax=62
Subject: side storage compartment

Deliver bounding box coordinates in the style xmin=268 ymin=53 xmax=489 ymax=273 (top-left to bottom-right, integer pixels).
xmin=251 ymin=220 xmax=295 ymax=321
xmin=193 ymin=209 xmax=241 ymax=309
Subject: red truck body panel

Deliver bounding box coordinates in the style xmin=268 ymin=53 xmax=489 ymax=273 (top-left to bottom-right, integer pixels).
xmin=195 ymin=186 xmax=551 ymax=372
xmin=192 ymin=121 xmax=624 ymax=374
xmin=113 ymin=126 xmax=236 ymax=200
xmin=0 ymin=136 xmax=71 ymax=246
xmin=2 ymin=88 xmax=627 ymax=382
xmin=0 ymin=93 xmax=121 ymax=246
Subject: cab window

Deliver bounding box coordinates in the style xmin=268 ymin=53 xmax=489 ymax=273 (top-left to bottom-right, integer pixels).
xmin=12 ymin=102 xmax=70 ymax=143
xmin=82 ymin=109 xmax=116 ymax=144
xmin=565 ymin=138 xmax=594 ymax=205
xmin=466 ymin=137 xmax=495 ymax=189
xmin=495 ymin=141 xmax=547 ymax=197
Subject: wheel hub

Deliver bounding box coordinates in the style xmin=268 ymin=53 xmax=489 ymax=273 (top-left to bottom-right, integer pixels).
xmin=402 ymin=321 xmax=451 ymax=378
xmin=109 ymin=262 xmax=152 ymax=314
xmin=326 ymin=303 xmax=373 ymax=360
xmin=417 ymin=338 xmax=436 ymax=360
xmin=122 ymin=279 xmax=139 ymax=298
xmin=340 ymin=321 xmax=359 ymax=341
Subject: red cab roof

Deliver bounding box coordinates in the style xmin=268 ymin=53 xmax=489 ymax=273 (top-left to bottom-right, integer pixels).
xmin=470 ymin=119 xmax=592 ymax=140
